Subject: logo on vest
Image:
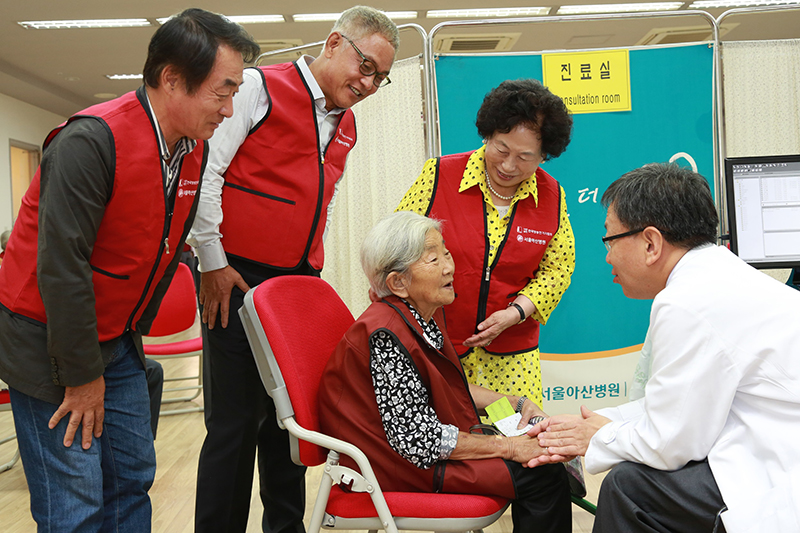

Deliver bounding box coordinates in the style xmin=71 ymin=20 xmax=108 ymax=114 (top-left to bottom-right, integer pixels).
xmin=177 ymin=178 xmax=199 ymax=198
xmin=515 ymin=225 xmax=552 ymax=246
xmin=335 ymin=128 xmax=353 ymax=148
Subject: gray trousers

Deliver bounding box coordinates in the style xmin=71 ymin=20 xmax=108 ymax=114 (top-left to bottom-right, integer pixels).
xmin=593 ymin=460 xmax=727 ymax=533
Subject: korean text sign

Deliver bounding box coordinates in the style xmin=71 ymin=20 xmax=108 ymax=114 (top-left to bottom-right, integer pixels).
xmin=542 ymin=49 xmax=631 ymax=114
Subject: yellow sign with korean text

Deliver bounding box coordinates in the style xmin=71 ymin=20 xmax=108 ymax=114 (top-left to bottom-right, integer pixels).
xmin=542 ymin=49 xmax=631 ymax=114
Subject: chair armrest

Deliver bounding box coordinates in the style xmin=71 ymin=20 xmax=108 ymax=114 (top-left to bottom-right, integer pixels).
xmin=281 ymin=417 xmax=385 ymax=493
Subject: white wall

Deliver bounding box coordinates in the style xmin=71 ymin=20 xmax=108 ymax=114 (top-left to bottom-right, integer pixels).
xmin=0 ymin=92 xmax=65 ymax=233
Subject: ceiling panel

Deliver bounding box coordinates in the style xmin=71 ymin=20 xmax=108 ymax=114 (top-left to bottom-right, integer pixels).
xmin=1 ymin=0 xmax=798 ymax=116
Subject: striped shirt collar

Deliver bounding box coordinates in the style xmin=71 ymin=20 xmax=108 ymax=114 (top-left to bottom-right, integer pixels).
xmin=144 ymin=88 xmax=197 ymax=194
xmin=143 ymin=88 xmax=197 ymax=163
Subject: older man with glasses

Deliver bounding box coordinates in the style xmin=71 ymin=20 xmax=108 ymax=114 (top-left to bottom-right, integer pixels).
xmin=187 ymin=6 xmax=398 ymax=533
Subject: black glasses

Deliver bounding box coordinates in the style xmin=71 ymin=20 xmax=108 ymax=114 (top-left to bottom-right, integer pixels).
xmin=601 ymin=228 xmax=645 ymax=252
xmin=340 ymin=34 xmax=391 ymax=88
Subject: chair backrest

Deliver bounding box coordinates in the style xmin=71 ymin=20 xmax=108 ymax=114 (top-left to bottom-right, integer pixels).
xmin=245 ymin=276 xmax=354 ymax=465
xmin=148 ymin=262 xmax=198 ymax=337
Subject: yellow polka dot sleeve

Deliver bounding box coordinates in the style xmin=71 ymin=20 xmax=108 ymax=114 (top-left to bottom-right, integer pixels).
xmin=396 ymin=158 xmax=437 ymax=215
xmin=518 ymin=186 xmax=575 ymax=325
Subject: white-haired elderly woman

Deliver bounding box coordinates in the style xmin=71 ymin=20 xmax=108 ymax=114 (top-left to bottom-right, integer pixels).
xmin=319 ymin=211 xmax=571 ymax=533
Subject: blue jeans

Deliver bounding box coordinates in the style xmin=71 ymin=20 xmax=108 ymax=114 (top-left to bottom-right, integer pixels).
xmin=10 ymin=334 xmax=156 ymax=532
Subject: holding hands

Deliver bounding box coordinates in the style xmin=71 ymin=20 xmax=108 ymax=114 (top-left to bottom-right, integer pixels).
xmin=525 ymin=405 xmax=612 ymax=468
xmin=505 ymin=433 xmax=550 ymax=465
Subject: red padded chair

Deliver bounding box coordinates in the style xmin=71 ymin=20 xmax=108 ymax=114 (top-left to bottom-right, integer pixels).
xmin=143 ymin=262 xmax=203 ymax=416
xmin=0 ymin=388 xmax=19 ymax=473
xmin=239 ymin=276 xmax=509 ymax=533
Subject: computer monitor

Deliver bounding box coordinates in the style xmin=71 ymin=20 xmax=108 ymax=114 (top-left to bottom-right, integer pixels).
xmin=725 ymin=155 xmax=800 ymax=269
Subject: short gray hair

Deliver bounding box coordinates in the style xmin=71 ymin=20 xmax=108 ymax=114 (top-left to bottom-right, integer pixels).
xmin=330 ymin=6 xmax=400 ymax=52
xmin=361 ymin=211 xmax=441 ymax=298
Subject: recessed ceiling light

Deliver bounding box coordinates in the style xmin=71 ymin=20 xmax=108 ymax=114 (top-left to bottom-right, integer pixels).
xmin=18 ymin=19 xmax=151 ymax=30
xmin=557 ymin=2 xmax=684 ymax=14
xmin=94 ymin=93 xmax=118 ymax=99
xmin=293 ymin=11 xmax=417 ymax=22
xmin=106 ymin=74 xmax=143 ymax=80
xmin=426 ymin=8 xmax=551 ymax=18
xmin=688 ymin=0 xmax=797 ymax=7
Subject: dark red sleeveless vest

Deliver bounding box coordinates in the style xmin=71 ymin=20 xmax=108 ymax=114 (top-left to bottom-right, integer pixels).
xmin=427 ymin=151 xmax=562 ymax=356
xmin=219 ymin=63 xmax=356 ymax=270
xmin=319 ymin=296 xmax=515 ymax=498
xmin=0 ymin=90 xmax=206 ymax=341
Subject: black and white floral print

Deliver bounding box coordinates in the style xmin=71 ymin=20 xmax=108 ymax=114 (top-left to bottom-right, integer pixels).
xmin=369 ymin=302 xmax=458 ymax=469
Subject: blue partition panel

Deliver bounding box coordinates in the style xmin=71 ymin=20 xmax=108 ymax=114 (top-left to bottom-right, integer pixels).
xmin=435 ymin=44 xmax=714 ymax=356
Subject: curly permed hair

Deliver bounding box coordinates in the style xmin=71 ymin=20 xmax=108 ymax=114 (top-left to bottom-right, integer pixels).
xmin=475 ymin=79 xmax=573 ymax=161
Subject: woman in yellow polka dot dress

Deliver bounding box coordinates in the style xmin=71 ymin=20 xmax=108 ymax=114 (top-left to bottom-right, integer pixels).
xmin=397 ymin=79 xmax=575 ymax=415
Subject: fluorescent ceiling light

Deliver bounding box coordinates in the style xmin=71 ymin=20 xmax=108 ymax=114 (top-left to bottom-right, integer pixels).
xmin=557 ymin=2 xmax=684 ymax=14
xmin=427 ymin=8 xmax=551 ymax=18
xmin=382 ymin=11 xmax=419 ymax=20
xmin=689 ymin=0 xmax=798 ymax=7
xmin=292 ymin=13 xmax=341 ymax=22
xmin=219 ymin=15 xmax=285 ymax=24
xmin=157 ymin=14 xmax=284 ymax=25
xmin=18 ymin=18 xmax=151 ymax=29
xmin=293 ymin=11 xmax=418 ymax=22
xmin=106 ymin=74 xmax=143 ymax=80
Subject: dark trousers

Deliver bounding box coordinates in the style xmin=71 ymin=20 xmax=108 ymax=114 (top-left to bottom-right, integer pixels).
xmin=195 ymin=259 xmax=316 ymax=533
xmin=593 ymin=461 xmax=727 ymax=533
xmin=507 ymin=461 xmax=573 ymax=533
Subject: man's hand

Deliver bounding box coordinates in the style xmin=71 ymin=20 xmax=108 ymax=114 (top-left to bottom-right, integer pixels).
xmin=198 ymin=266 xmax=250 ymax=329
xmin=49 ymin=376 xmax=105 ymax=449
xmin=463 ymin=307 xmax=519 ymax=348
xmin=526 ymin=405 xmax=611 ymax=467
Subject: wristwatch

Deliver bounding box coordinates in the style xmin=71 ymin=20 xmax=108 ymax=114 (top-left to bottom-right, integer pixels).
xmin=515 ymin=395 xmax=528 ymax=413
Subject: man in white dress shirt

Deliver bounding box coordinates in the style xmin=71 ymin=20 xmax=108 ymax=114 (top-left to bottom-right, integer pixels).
xmin=187 ymin=6 xmax=398 ymax=533
xmin=531 ymin=163 xmax=800 ymax=533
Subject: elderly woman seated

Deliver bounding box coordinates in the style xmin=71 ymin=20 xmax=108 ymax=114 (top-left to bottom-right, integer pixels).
xmin=319 ymin=211 xmax=571 ymax=533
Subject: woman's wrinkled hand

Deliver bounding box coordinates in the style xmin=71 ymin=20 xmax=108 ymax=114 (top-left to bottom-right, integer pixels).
xmin=517 ymin=398 xmax=547 ymax=429
xmin=505 ymin=434 xmax=548 ymax=465
xmin=463 ymin=307 xmax=519 ymax=348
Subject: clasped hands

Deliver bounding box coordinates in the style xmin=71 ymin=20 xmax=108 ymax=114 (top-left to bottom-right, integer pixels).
xmin=522 ymin=405 xmax=611 ymax=468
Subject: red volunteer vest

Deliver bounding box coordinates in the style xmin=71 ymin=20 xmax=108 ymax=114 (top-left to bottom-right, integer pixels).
xmin=219 ymin=64 xmax=356 ymax=270
xmin=428 ymin=151 xmax=562 ymax=356
xmin=0 ymin=90 xmax=206 ymax=340
xmin=319 ymin=296 xmax=515 ymax=498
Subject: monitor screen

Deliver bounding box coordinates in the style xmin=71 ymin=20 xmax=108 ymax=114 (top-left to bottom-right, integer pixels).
xmin=725 ymin=155 xmax=800 ymax=269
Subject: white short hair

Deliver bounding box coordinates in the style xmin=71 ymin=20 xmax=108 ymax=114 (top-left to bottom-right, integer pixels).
xmin=361 ymin=211 xmax=441 ymax=298
xmin=330 ymin=6 xmax=399 ymax=52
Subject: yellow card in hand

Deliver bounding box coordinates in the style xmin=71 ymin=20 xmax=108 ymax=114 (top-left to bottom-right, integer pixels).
xmin=485 ymin=396 xmax=516 ymax=425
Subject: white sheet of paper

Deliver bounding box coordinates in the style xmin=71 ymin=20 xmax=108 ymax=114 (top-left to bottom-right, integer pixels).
xmin=494 ymin=413 xmax=535 ymax=437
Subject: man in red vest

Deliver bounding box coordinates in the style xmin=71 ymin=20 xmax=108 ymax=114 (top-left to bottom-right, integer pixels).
xmin=186 ymin=6 xmax=398 ymax=533
xmin=0 ymin=10 xmax=258 ymax=532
